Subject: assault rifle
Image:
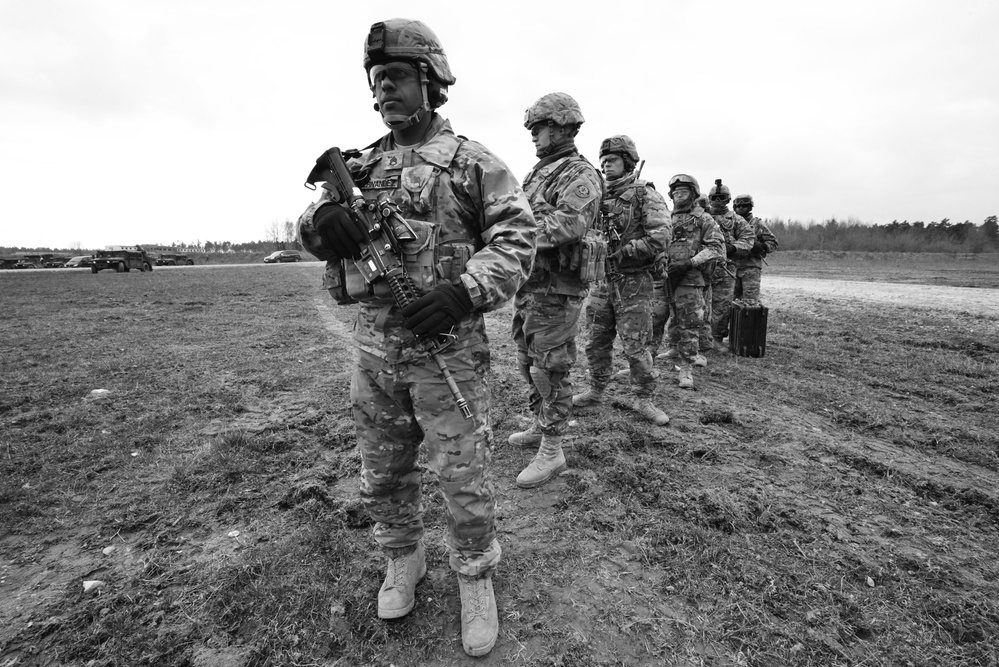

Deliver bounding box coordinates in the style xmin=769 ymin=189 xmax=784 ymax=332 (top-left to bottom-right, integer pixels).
xmin=602 ymin=160 xmax=645 ymax=301
xmin=305 ymin=147 xmax=472 ymax=419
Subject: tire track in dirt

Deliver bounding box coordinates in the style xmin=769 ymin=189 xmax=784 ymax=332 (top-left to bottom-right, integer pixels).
xmin=700 ymin=356 xmax=999 ymax=515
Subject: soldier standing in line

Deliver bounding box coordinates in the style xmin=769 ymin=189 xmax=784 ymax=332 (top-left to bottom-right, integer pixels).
xmin=662 ymin=175 xmax=724 ymax=389
xmin=732 ymin=194 xmax=779 ymax=305
xmin=508 ymin=92 xmax=603 ymax=489
xmin=702 ymin=179 xmax=755 ymax=351
xmin=572 ymin=135 xmax=671 ymax=425
xmin=297 ymin=19 xmax=536 ymax=657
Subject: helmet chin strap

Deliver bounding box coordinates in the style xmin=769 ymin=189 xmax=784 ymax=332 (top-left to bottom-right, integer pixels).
xmin=373 ymin=63 xmax=432 ymax=131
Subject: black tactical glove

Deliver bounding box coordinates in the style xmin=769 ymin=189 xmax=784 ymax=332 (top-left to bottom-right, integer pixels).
xmin=726 ymin=243 xmax=737 ymax=258
xmin=402 ymin=283 xmax=474 ymax=338
xmin=750 ymin=239 xmax=768 ymax=258
xmin=313 ymin=204 xmax=366 ymax=260
xmin=666 ymin=259 xmax=693 ymax=289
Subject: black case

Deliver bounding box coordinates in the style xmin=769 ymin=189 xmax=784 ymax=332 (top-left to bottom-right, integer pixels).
xmin=728 ymin=303 xmax=768 ymax=357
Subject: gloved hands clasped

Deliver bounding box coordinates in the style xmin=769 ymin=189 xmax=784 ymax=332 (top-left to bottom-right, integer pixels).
xmin=313 ymin=204 xmax=367 ymax=260
xmin=402 ymin=283 xmax=474 ymax=338
xmin=750 ymin=239 xmax=768 ymax=258
xmin=725 ymin=243 xmax=737 ymax=258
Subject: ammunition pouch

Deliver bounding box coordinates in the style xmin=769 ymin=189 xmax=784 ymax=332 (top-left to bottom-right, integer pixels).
xmin=567 ymin=230 xmax=608 ymax=283
xmin=325 ymin=218 xmax=475 ymax=304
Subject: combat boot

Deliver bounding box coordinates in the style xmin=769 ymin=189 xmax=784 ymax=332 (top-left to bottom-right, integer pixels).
xmin=678 ymin=367 xmax=694 ymax=389
xmin=573 ymin=386 xmax=605 ymax=407
xmin=377 ymin=543 xmax=426 ymax=619
xmin=507 ymin=425 xmax=542 ymax=447
xmin=516 ymin=435 xmax=567 ymax=488
xmin=457 ymin=573 xmax=498 ymax=657
xmin=694 ymin=354 xmax=708 ymax=367
xmin=656 ymin=347 xmax=679 ymax=361
xmin=633 ymin=398 xmax=670 ymax=425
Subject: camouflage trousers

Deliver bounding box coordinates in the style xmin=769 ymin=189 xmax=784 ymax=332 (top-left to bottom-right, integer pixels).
xmin=354 ymin=347 xmax=501 ymax=577
xmin=734 ymin=266 xmax=763 ymax=304
xmin=666 ymin=284 xmax=705 ymax=366
xmin=648 ymin=280 xmax=670 ymax=357
xmin=703 ymin=264 xmax=736 ymax=344
xmin=584 ymin=271 xmax=657 ymax=397
xmin=511 ymin=291 xmax=585 ymax=436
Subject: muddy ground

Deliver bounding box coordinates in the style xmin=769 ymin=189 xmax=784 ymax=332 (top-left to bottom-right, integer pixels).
xmin=1 ymin=258 xmax=997 ymax=666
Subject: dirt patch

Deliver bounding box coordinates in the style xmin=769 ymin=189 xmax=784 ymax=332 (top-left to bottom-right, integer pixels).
xmin=1 ymin=261 xmax=998 ymax=666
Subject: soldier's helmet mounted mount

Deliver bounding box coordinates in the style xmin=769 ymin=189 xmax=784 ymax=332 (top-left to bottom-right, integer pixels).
xmin=364 ymin=19 xmax=454 ymax=129
xmin=709 ymin=178 xmax=732 ymax=203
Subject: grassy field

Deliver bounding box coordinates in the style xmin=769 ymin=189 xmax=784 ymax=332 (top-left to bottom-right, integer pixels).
xmin=1 ymin=253 xmax=998 ymax=666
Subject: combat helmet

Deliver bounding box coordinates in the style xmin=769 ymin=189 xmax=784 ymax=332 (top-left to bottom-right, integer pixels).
xmin=599 ymin=135 xmax=640 ymax=163
xmin=364 ymin=19 xmax=454 ymax=129
xmin=733 ymin=193 xmax=754 ymax=209
xmin=709 ymin=178 xmax=732 ymax=202
xmin=668 ymin=174 xmax=701 ymax=197
xmin=523 ymin=92 xmax=585 ymax=130
xmin=364 ymin=19 xmax=455 ymax=86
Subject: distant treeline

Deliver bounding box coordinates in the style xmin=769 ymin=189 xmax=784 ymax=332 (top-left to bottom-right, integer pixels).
xmin=4 ymin=216 xmax=998 ymax=256
xmin=1 ymin=240 xmax=304 ymax=256
xmin=770 ymin=216 xmax=998 ymax=253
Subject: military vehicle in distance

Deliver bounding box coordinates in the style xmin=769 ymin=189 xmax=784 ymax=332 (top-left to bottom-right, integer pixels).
xmin=90 ymin=246 xmax=155 ymax=273
xmin=156 ymin=253 xmax=195 ymax=266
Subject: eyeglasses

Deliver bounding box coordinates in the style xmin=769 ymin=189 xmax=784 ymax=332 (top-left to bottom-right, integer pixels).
xmin=368 ymin=61 xmax=419 ymax=88
xmin=733 ymin=203 xmax=752 ymax=208
xmin=709 ymin=195 xmax=728 ymax=202
xmin=530 ymin=122 xmax=552 ymax=138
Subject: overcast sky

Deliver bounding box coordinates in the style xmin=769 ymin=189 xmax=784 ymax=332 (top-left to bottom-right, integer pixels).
xmin=2 ymin=0 xmax=997 ymax=250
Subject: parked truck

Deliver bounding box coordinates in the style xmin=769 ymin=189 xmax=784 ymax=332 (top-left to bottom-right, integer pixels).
xmin=90 ymin=246 xmax=155 ymax=273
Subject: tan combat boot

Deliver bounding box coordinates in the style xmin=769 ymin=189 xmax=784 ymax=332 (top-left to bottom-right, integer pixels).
xmin=377 ymin=543 xmax=426 ymax=619
xmin=457 ymin=573 xmax=498 ymax=656
xmin=572 ymin=386 xmax=604 ymax=407
xmin=516 ymin=435 xmax=567 ymax=488
xmin=507 ymin=424 xmax=542 ymax=447
xmin=678 ymin=367 xmax=694 ymax=389
xmin=693 ymin=354 xmax=708 ymax=367
xmin=656 ymin=347 xmax=679 ymax=361
xmin=633 ymin=398 xmax=670 ymax=425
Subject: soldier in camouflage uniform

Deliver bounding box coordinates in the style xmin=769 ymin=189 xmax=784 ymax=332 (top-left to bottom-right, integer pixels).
xmin=655 ymin=191 xmax=712 ymax=362
xmin=702 ymin=179 xmax=755 ymax=351
xmin=663 ymin=175 xmax=725 ymax=389
xmin=732 ymin=194 xmax=779 ymax=305
xmin=573 ymin=136 xmax=670 ymax=425
xmin=297 ymin=19 xmax=535 ymax=658
xmin=508 ymin=92 xmax=603 ymax=488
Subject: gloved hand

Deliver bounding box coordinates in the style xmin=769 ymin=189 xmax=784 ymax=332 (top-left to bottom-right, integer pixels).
xmin=666 ymin=258 xmax=692 ymax=281
xmin=402 ymin=283 xmax=474 ymax=338
xmin=313 ymin=204 xmax=366 ymax=260
xmin=750 ymin=239 xmax=768 ymax=257
xmin=725 ymin=243 xmax=737 ymax=258
xmin=610 ymin=242 xmax=633 ymax=263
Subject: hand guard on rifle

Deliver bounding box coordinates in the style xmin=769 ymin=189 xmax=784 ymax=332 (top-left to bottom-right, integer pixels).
xmin=313 ymin=204 xmax=366 ymax=260
xmin=402 ymin=283 xmax=474 ymax=338
xmin=750 ymin=239 xmax=768 ymax=258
